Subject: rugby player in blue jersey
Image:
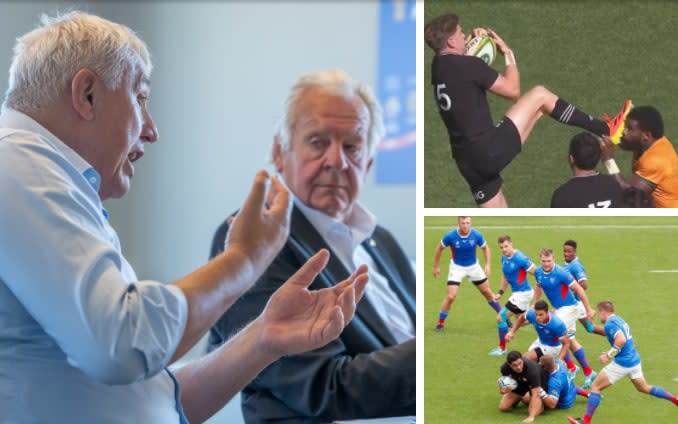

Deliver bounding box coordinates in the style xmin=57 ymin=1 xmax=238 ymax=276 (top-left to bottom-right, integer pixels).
xmin=567 ymin=301 xmax=678 ymax=424
xmin=489 ymin=235 xmax=536 ymax=355
xmin=562 ymin=240 xmax=595 ymax=334
xmin=432 ymin=216 xmax=498 ymax=331
xmin=506 ymin=300 xmax=570 ymax=362
xmin=539 ymin=355 xmax=589 ymax=411
xmin=534 ymin=249 xmax=597 ymax=388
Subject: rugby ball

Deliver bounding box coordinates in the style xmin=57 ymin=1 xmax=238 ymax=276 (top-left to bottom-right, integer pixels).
xmin=498 ymin=375 xmax=518 ymax=390
xmin=465 ymin=35 xmax=496 ymax=65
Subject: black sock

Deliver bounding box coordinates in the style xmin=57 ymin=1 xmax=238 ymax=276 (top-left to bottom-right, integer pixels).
xmin=550 ymin=98 xmax=608 ymax=136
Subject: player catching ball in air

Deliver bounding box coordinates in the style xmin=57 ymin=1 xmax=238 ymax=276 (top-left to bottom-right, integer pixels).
xmin=424 ymin=13 xmax=632 ymax=207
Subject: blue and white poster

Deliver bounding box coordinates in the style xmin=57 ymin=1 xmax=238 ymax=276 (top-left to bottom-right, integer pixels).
xmin=375 ymin=0 xmax=416 ymax=184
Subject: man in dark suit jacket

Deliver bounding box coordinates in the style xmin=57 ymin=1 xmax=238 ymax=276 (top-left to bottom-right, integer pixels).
xmin=208 ymin=69 xmax=416 ymax=423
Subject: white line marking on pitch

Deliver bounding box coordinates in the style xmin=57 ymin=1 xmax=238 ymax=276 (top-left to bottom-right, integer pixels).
xmin=426 ymin=225 xmax=678 ymax=230
xmin=649 ymin=270 xmax=678 ymax=273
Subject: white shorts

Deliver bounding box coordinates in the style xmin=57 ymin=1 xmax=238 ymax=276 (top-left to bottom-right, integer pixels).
xmin=528 ymin=339 xmax=562 ymax=358
xmin=555 ymin=305 xmax=579 ymax=338
xmin=602 ymin=361 xmax=644 ymax=384
xmin=507 ymin=290 xmax=534 ymax=312
xmin=575 ymin=300 xmax=587 ymax=319
xmin=447 ymin=261 xmax=487 ymax=284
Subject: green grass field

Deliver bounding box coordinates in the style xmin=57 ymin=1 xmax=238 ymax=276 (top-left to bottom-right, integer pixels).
xmin=424 ymin=1 xmax=678 ymax=207
xmin=424 ymin=216 xmax=678 ymax=423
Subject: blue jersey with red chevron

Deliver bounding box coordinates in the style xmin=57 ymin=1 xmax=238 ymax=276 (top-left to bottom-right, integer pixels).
xmin=502 ymin=250 xmax=533 ymax=292
xmin=534 ymin=264 xmax=577 ymax=309
xmin=441 ymin=228 xmax=485 ymax=266
xmin=526 ymin=309 xmax=567 ymax=346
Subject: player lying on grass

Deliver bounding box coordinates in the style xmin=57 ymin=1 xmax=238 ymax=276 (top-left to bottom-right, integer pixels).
xmin=539 ymin=355 xmax=590 ymax=410
xmin=498 ymin=350 xmax=548 ymax=423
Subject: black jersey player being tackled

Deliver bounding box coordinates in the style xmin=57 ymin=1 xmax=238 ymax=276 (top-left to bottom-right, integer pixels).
xmin=425 ymin=14 xmax=632 ymax=208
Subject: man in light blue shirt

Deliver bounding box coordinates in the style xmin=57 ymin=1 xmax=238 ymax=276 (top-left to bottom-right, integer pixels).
xmin=0 ymin=12 xmax=368 ymax=423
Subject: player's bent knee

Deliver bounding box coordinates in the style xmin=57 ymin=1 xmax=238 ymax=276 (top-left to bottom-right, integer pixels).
xmin=499 ymin=404 xmax=512 ymax=412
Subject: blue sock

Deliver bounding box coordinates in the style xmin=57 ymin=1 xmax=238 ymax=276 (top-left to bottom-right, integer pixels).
xmin=438 ymin=310 xmax=448 ymax=324
xmin=487 ymin=300 xmax=501 ymax=313
xmin=574 ymin=347 xmax=592 ymax=374
xmin=650 ymin=386 xmax=675 ymax=401
xmin=564 ymin=352 xmax=576 ymax=371
xmin=499 ymin=308 xmax=508 ymax=322
xmin=498 ymin=322 xmax=508 ymax=349
xmin=585 ymin=392 xmax=602 ymax=418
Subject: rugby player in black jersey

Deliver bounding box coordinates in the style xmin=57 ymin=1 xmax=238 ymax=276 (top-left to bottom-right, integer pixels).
xmin=425 ymin=14 xmax=632 ymax=207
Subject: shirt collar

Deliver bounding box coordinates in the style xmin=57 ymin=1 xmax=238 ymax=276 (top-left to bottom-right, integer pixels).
xmin=0 ymin=108 xmax=101 ymax=192
xmin=292 ymin=192 xmax=376 ymax=247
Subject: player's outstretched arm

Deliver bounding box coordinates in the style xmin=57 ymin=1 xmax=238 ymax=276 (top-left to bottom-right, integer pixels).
xmin=531 ymin=284 xmax=543 ymax=305
xmin=599 ymin=135 xmax=633 ymax=189
xmin=570 ymin=282 xmax=594 ymax=318
xmin=592 ymin=325 xmax=606 ymax=336
xmin=527 ymin=263 xmax=537 ymax=275
xmin=524 ymin=387 xmax=543 ymax=422
xmin=506 ymin=313 xmax=527 ymax=341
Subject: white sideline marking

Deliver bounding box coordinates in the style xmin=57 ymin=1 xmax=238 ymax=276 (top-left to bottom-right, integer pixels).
xmin=648 ymin=270 xmax=678 ymax=273
xmin=426 ymin=225 xmax=678 ymax=230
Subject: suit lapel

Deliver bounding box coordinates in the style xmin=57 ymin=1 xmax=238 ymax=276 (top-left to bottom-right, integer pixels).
xmin=288 ymin=207 xmax=398 ymax=346
xmin=363 ymin=236 xmax=416 ymax=324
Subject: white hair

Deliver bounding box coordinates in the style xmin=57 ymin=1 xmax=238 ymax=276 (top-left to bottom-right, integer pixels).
xmin=275 ymin=69 xmax=384 ymax=159
xmin=2 ymin=11 xmax=152 ymax=113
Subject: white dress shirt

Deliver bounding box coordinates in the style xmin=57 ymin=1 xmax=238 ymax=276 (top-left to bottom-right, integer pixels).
xmin=295 ymin=198 xmax=414 ymax=343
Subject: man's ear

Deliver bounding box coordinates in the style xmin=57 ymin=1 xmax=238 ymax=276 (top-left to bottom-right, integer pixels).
xmin=568 ymin=154 xmax=575 ymax=167
xmin=641 ymin=130 xmax=653 ymax=144
xmin=272 ymin=135 xmax=284 ymax=172
xmin=71 ymin=68 xmax=97 ymax=121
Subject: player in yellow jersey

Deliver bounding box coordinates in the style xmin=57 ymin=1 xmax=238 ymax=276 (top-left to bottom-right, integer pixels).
xmin=600 ymin=106 xmax=678 ymax=207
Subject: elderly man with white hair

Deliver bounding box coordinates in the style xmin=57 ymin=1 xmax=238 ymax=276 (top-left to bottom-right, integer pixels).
xmin=0 ymin=12 xmax=369 ymax=423
xmin=209 ymin=69 xmax=416 ymax=423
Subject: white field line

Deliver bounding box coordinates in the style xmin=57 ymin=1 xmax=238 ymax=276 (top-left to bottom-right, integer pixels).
xmin=425 ymin=225 xmax=678 ymax=230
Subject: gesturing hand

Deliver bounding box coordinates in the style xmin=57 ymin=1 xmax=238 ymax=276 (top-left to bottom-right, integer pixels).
xmin=258 ymin=249 xmax=369 ymax=357
xmin=225 ymin=170 xmax=291 ymax=275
